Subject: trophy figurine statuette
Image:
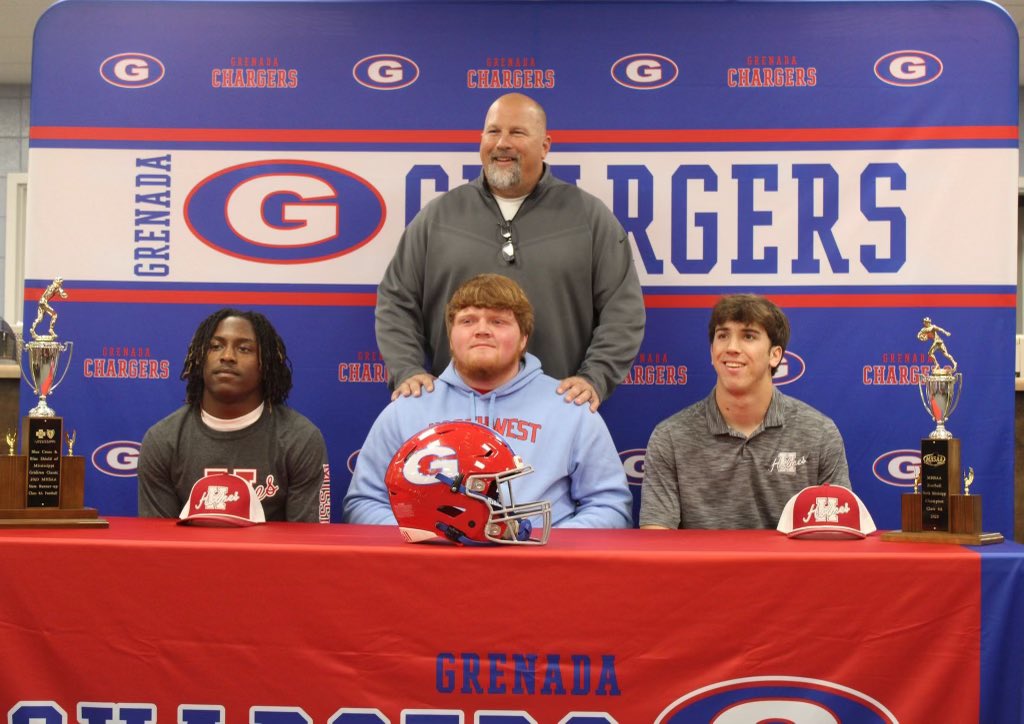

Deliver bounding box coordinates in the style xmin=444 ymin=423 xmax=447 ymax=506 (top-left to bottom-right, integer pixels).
xmin=19 ymin=276 xmax=72 ymax=418
xmin=0 ymin=279 xmax=106 ymax=527
xmin=882 ymin=318 xmax=1002 ymax=545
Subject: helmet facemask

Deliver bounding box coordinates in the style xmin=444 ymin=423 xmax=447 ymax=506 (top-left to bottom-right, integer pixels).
xmin=463 ymin=463 xmax=550 ymax=544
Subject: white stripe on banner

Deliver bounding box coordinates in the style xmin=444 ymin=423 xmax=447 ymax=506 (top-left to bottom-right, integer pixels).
xmin=26 ymin=147 xmax=1015 ymax=286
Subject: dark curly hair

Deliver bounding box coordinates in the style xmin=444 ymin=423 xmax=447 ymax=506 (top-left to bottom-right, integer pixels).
xmin=181 ymin=308 xmax=293 ymax=407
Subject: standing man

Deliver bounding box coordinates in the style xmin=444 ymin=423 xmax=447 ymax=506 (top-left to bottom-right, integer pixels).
xmin=640 ymin=294 xmax=850 ymax=529
xmin=138 ymin=308 xmax=331 ymax=523
xmin=345 ymin=274 xmax=632 ymax=529
xmin=375 ymin=92 xmax=644 ymax=412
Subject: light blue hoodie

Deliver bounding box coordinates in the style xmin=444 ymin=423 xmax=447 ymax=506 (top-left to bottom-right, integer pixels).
xmin=343 ymin=353 xmax=632 ymax=528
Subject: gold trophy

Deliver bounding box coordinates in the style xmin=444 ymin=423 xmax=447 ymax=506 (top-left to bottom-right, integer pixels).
xmin=21 ymin=276 xmax=72 ymax=417
xmin=882 ymin=319 xmax=1001 ymax=545
xmin=0 ymin=279 xmax=106 ymax=527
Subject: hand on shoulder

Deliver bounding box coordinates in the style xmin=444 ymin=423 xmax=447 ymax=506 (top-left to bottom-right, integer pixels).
xmin=556 ymin=375 xmax=600 ymax=413
xmin=392 ymin=372 xmax=437 ymax=401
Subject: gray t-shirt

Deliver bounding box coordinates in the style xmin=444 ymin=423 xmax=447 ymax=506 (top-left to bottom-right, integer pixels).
xmin=640 ymin=387 xmax=850 ymax=529
xmin=138 ymin=405 xmax=330 ymax=523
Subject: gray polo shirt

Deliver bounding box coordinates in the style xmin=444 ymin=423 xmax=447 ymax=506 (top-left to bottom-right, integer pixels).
xmin=640 ymin=387 xmax=850 ymax=529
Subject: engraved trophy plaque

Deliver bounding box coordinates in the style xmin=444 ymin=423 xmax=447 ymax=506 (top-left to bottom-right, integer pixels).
xmin=882 ymin=318 xmax=1001 ymax=545
xmin=0 ymin=279 xmax=107 ymax=527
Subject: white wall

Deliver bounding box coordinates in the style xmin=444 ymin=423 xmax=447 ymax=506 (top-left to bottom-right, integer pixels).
xmin=0 ymin=83 xmax=30 ymax=324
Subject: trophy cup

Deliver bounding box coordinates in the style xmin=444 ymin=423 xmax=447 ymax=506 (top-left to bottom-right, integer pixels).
xmin=882 ymin=318 xmax=1001 ymax=545
xmin=0 ymin=279 xmax=106 ymax=527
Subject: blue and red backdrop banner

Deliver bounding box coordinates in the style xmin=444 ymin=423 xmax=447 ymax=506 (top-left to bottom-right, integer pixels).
xmin=23 ymin=0 xmax=1019 ymax=532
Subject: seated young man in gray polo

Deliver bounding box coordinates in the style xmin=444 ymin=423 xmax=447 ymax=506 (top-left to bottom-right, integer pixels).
xmin=640 ymin=293 xmax=850 ymax=529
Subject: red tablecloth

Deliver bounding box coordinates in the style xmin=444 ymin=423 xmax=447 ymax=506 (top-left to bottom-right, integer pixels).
xmin=0 ymin=518 xmax=1000 ymax=722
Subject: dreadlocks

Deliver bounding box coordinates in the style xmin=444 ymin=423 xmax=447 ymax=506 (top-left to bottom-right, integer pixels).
xmin=180 ymin=308 xmax=293 ymax=407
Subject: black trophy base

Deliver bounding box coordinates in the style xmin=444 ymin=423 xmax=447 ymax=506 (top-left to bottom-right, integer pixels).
xmin=23 ymin=416 xmax=64 ymax=508
xmin=881 ymin=530 xmax=1004 ymax=545
xmin=919 ymin=437 xmax=960 ymax=532
xmin=884 ymin=450 xmax=1004 ymax=544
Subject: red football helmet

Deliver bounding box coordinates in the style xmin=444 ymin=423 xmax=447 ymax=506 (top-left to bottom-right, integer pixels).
xmin=385 ymin=420 xmax=551 ymax=545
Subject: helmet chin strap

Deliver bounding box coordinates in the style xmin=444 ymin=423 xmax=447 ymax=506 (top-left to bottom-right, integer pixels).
xmin=435 ymin=521 xmax=491 ymax=546
xmin=435 ymin=472 xmax=464 ymax=493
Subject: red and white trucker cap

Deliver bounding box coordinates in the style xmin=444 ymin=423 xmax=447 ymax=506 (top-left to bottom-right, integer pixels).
xmin=178 ymin=472 xmax=266 ymax=527
xmin=777 ymin=482 xmax=876 ymax=539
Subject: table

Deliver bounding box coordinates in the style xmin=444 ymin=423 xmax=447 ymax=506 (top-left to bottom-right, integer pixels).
xmin=1 ymin=519 xmax=1022 ymax=723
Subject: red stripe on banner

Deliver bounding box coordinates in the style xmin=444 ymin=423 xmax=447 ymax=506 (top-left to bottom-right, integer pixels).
xmin=30 ymin=127 xmax=479 ymax=143
xmin=24 ymin=289 xmax=1014 ymax=309
xmin=645 ymin=293 xmax=1017 ymax=308
xmin=556 ymin=126 xmax=1020 ymax=143
xmin=23 ymin=289 xmax=377 ymax=306
xmin=30 ymin=125 xmax=1019 ymax=144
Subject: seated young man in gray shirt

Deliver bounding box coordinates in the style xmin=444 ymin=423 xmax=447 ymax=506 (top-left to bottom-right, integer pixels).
xmin=138 ymin=308 xmax=330 ymax=523
xmin=640 ymin=293 xmax=850 ymax=529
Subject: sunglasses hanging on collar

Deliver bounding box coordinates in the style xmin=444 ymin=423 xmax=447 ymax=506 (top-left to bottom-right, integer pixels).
xmin=498 ymin=221 xmax=515 ymax=264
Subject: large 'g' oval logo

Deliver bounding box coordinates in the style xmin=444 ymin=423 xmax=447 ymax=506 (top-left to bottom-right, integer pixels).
xmin=872 ymin=449 xmax=920 ymax=487
xmin=100 ymin=53 xmax=165 ymax=88
xmin=92 ymin=441 xmax=142 ymax=477
xmin=619 ymin=448 xmax=646 ymax=487
xmin=184 ymin=160 xmax=386 ymax=264
xmin=353 ymin=54 xmax=420 ymax=90
xmin=611 ymin=53 xmax=679 ymax=90
xmin=874 ymin=50 xmax=943 ymax=87
xmin=772 ymin=350 xmax=806 ymax=386
xmin=657 ymin=676 xmax=897 ymax=723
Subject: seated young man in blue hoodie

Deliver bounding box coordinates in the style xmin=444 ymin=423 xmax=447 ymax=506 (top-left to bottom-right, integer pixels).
xmin=343 ymin=273 xmax=632 ymax=528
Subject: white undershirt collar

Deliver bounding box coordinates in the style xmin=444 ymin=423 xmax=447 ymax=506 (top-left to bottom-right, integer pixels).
xmin=494 ymin=194 xmax=527 ymax=221
xmin=201 ymin=401 xmax=265 ymax=432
